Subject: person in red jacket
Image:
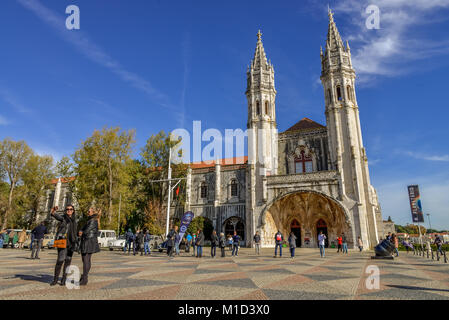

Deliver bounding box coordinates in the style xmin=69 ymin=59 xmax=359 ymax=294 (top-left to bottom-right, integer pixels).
xmin=337 ymin=235 xmax=343 ymax=253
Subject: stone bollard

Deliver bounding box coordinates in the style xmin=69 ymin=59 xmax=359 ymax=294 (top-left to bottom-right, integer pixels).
xmin=444 ymin=251 xmax=447 ymax=264
xmin=432 ymin=249 xmax=434 ymax=260
xmin=436 ymin=250 xmax=440 ymax=261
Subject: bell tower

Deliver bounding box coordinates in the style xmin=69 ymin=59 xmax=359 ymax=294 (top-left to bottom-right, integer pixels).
xmin=320 ymin=10 xmax=380 ymax=248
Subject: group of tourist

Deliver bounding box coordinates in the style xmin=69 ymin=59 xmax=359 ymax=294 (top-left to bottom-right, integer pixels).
xmin=123 ymin=228 xmax=152 ymax=256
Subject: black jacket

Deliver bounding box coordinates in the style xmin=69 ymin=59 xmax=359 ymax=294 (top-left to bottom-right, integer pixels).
xmin=288 ymin=234 xmax=297 ymax=248
xmin=136 ymin=232 xmax=144 ymax=245
xmin=253 ymin=234 xmax=261 ymax=243
xmin=52 ymin=212 xmax=77 ymax=251
xmin=219 ymin=236 xmax=226 ymax=248
xmin=80 ymin=214 xmax=100 ymax=254
xmin=211 ymin=234 xmax=219 ymax=246
xmin=32 ymin=225 xmax=48 ymax=240
xmin=167 ymin=229 xmax=177 ymax=247
xmin=196 ymin=232 xmax=205 ymax=246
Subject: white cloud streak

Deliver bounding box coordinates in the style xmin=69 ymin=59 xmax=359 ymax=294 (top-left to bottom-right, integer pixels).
xmin=0 ymin=115 xmax=9 ymax=125
xmin=403 ymin=151 xmax=449 ymax=162
xmin=16 ymin=0 xmax=176 ymax=110
xmin=332 ymin=0 xmax=449 ymax=82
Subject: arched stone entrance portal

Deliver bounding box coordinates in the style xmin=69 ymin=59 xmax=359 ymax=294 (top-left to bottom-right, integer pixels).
xmin=260 ymin=191 xmax=352 ymax=248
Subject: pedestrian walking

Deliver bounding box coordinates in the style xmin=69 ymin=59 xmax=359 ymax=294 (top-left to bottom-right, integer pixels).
xmin=253 ymin=231 xmax=261 ymax=255
xmin=175 ymin=232 xmax=181 ymax=256
xmin=318 ymin=231 xmax=326 ymax=258
xmin=288 ymin=232 xmax=297 ymax=258
xmin=31 ymin=222 xmax=48 ymax=259
xmin=196 ymin=229 xmax=204 ymax=258
xmin=219 ymin=232 xmax=226 ymax=257
xmin=7 ymin=230 xmax=16 ymax=248
xmin=78 ymin=207 xmax=100 ymax=286
xmin=192 ymin=233 xmax=197 ymax=256
xmin=386 ymin=232 xmax=392 ymax=241
xmin=342 ymin=233 xmax=348 ymax=254
xmin=50 ymin=205 xmax=78 ymax=286
xmin=186 ymin=233 xmax=192 ymax=253
xmin=336 ymin=235 xmax=343 ymax=253
xmin=434 ymin=235 xmax=444 ymax=255
xmin=18 ymin=228 xmax=27 ymax=249
xmin=124 ymin=229 xmax=134 ymax=254
xmin=391 ymin=233 xmax=399 ymax=257
xmin=211 ymin=230 xmax=219 ymax=258
xmin=144 ymin=230 xmax=151 ymax=255
xmin=274 ymin=230 xmax=283 ymax=258
xmin=357 ymin=236 xmax=363 ymax=252
xmin=135 ymin=229 xmax=144 ymax=256
xmin=166 ymin=225 xmax=178 ymax=257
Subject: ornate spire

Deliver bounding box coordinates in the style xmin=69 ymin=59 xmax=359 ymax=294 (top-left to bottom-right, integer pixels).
xmin=326 ymin=8 xmax=344 ymax=51
xmin=251 ymin=29 xmax=268 ymax=70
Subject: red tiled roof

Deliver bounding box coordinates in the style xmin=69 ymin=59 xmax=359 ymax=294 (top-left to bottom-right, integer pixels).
xmin=50 ymin=177 xmax=76 ymax=184
xmin=284 ymin=117 xmax=326 ymax=132
xmin=190 ymin=156 xmax=248 ymax=169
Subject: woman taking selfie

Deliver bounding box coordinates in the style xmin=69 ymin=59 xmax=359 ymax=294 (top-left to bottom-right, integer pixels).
xmin=78 ymin=207 xmax=101 ymax=285
xmin=50 ymin=205 xmax=78 ymax=286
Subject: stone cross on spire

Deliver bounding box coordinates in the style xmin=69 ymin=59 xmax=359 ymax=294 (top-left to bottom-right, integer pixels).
xmin=251 ymin=29 xmax=268 ymax=70
xmin=326 ymin=7 xmax=344 ymax=51
xmin=257 ymin=30 xmax=262 ymax=41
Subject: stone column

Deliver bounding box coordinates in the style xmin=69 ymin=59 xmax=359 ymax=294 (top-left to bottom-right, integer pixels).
xmin=186 ymin=167 xmax=192 ymax=211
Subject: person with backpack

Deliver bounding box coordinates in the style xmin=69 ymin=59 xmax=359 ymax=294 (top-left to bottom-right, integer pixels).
xmin=253 ymin=231 xmax=261 ymax=255
xmin=288 ymin=231 xmax=297 ymax=258
xmin=211 ymin=230 xmax=219 ymax=258
xmin=232 ymin=231 xmax=240 ymax=257
xmin=186 ymin=233 xmax=192 ymax=253
xmin=318 ymin=231 xmax=327 ymax=258
xmin=144 ymin=230 xmax=151 ymax=255
xmin=219 ymin=232 xmax=226 ymax=257
xmin=195 ymin=229 xmax=204 ymax=258
xmin=124 ymin=229 xmax=134 ymax=254
xmin=274 ymin=230 xmax=284 ymax=258
xmin=227 ymin=234 xmax=233 ymax=251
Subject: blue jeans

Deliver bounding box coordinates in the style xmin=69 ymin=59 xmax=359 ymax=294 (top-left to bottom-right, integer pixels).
xmin=342 ymin=243 xmax=348 ymax=253
xmin=275 ymin=244 xmax=282 ymax=256
xmin=319 ymin=244 xmax=325 ymax=257
xmin=0 ymin=239 xmax=3 ymax=248
xmin=197 ymin=245 xmax=203 ymax=257
xmin=175 ymin=243 xmax=180 ymax=255
xmin=290 ymin=247 xmax=295 ymax=257
xmin=395 ymin=248 xmax=399 ymax=257
xmin=232 ymin=244 xmax=239 ymax=256
xmin=144 ymin=242 xmax=150 ymax=254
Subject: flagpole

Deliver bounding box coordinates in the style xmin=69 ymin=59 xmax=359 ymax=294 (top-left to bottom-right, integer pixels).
xmin=165 ymin=147 xmax=172 ymax=237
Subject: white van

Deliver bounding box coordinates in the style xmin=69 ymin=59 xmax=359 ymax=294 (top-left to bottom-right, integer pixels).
xmin=97 ymin=230 xmax=117 ymax=248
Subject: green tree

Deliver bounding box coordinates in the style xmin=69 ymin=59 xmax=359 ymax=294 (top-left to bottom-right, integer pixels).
xmin=72 ymin=127 xmax=135 ymax=229
xmin=21 ymin=154 xmax=55 ymax=226
xmin=0 ymin=138 xmax=33 ymax=229
xmin=187 ymin=217 xmax=213 ymax=240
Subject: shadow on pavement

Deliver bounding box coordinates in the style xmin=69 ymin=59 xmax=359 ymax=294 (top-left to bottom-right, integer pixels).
xmin=387 ymin=285 xmax=449 ymax=292
xmin=12 ymin=274 xmax=53 ymax=284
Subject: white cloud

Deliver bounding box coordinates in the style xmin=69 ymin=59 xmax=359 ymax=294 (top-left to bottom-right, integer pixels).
xmin=332 ymin=0 xmax=449 ymax=81
xmin=403 ymin=150 xmax=449 ymax=162
xmin=16 ymin=0 xmax=176 ymax=111
xmin=0 ymin=87 xmax=31 ymax=114
xmin=0 ymin=115 xmax=9 ymax=125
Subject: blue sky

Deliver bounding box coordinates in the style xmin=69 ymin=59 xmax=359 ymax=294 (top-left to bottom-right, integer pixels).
xmin=1 ymin=0 xmax=449 ymax=229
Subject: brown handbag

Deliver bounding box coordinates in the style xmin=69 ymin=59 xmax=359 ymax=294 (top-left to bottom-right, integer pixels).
xmin=53 ymin=239 xmax=67 ymax=249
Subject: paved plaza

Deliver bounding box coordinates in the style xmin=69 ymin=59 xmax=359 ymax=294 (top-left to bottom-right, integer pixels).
xmin=0 ymin=247 xmax=448 ymax=300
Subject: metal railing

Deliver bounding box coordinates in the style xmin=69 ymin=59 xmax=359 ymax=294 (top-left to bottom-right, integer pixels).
xmin=412 ymin=244 xmax=447 ymax=263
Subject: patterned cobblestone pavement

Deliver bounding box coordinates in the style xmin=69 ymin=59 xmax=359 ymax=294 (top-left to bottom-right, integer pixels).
xmin=0 ymin=247 xmax=448 ymax=300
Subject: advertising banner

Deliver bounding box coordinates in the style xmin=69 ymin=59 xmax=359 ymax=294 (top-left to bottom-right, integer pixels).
xmin=177 ymin=211 xmax=194 ymax=245
xmin=407 ymin=185 xmax=424 ymax=223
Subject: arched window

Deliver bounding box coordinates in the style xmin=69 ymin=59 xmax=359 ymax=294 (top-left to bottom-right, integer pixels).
xmin=295 ymin=150 xmax=313 ymax=173
xmin=347 ymin=85 xmax=352 ymax=101
xmin=230 ymin=180 xmax=238 ymax=197
xmin=256 ymin=101 xmax=260 ymax=115
xmin=336 ymin=86 xmax=342 ymax=101
xmin=223 ymin=217 xmax=245 ymax=241
xmin=265 ymin=101 xmax=269 ymax=115
xmin=327 ymin=89 xmax=332 ymax=104
xmin=200 ymin=182 xmax=208 ymax=199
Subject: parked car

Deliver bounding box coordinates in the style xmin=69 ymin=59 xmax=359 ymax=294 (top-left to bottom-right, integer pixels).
xmin=108 ymin=235 xmax=126 ymax=251
xmin=97 ymin=230 xmax=117 ymax=248
xmin=43 ymin=234 xmax=56 ymax=249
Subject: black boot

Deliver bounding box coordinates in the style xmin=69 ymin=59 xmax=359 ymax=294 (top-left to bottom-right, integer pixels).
xmin=50 ymin=263 xmax=62 ymax=286
xmin=80 ymin=274 xmax=88 ymax=286
xmin=60 ymin=260 xmax=71 ymax=286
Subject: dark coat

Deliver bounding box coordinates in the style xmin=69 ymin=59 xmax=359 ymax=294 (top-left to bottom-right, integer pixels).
xmin=52 ymin=212 xmax=77 ymax=251
xmin=167 ymin=229 xmax=177 ymax=247
xmin=288 ymin=234 xmax=297 ymax=248
xmin=80 ymin=214 xmax=100 ymax=254
xmin=211 ymin=234 xmax=219 ymax=246
xmin=253 ymin=234 xmax=261 ymax=243
xmin=32 ymin=225 xmax=48 ymax=240
xmin=232 ymin=234 xmax=240 ymax=246
xmin=136 ymin=232 xmax=144 ymax=245
xmin=219 ymin=236 xmax=226 ymax=248
xmin=196 ymin=232 xmax=205 ymax=246
xmin=125 ymin=231 xmax=134 ymax=242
